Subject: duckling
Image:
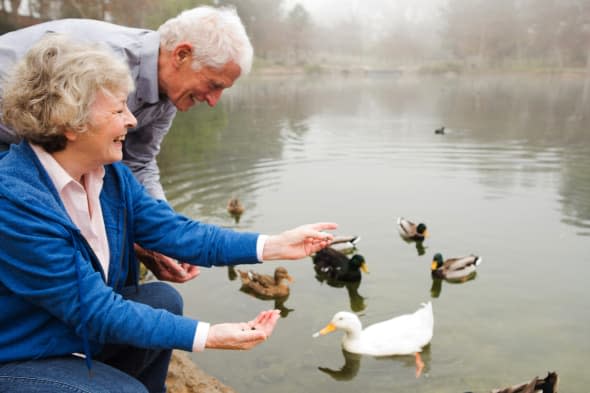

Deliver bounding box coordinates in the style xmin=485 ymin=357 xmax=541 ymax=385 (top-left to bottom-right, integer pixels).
xmin=313 ymin=302 xmax=434 ymax=378
xmin=431 ymin=253 xmax=482 ymax=281
xmin=491 ymin=371 xmax=558 ymax=393
xmin=397 ymin=217 xmax=429 ymax=241
xmin=237 ymin=266 xmax=293 ymax=299
xmin=313 ymin=247 xmax=368 ymax=282
xmin=434 ymin=126 xmax=445 ymax=135
xmin=227 ymin=197 xmax=244 ymax=222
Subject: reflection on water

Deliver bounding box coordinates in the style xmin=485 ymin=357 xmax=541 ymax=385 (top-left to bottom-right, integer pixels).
xmin=430 ymin=274 xmax=477 ymax=299
xmin=400 ymin=237 xmax=428 ymax=256
xmin=314 ymin=273 xmax=367 ymax=313
xmin=159 ymin=74 xmax=590 ymax=393
xmin=318 ymin=346 xmax=433 ymax=382
xmin=318 ymin=350 xmax=361 ymax=381
xmin=237 ymin=288 xmax=294 ymax=318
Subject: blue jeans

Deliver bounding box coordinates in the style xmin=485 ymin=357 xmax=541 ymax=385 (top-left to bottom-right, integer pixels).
xmin=0 ymin=282 xmax=183 ymax=393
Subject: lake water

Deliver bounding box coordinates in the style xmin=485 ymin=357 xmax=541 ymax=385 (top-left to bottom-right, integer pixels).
xmin=158 ymin=73 xmax=590 ymax=393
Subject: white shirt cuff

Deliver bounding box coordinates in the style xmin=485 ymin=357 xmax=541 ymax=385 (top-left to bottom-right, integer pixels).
xmin=257 ymin=234 xmax=268 ymax=262
xmin=192 ymin=321 xmax=210 ymax=352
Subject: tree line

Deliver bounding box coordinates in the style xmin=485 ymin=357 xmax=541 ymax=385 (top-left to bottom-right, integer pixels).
xmin=1 ymin=0 xmax=588 ymax=70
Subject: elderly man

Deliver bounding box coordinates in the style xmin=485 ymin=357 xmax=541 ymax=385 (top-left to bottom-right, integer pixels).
xmin=0 ymin=6 xmax=253 ymax=281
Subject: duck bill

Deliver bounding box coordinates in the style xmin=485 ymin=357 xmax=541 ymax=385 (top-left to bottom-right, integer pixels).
xmin=312 ymin=322 xmax=337 ymax=338
xmin=287 ymin=275 xmax=294 ymax=283
xmin=430 ymin=261 xmax=438 ymax=271
xmin=423 ymin=229 xmax=430 ymax=238
xmin=360 ymin=262 xmax=369 ymax=273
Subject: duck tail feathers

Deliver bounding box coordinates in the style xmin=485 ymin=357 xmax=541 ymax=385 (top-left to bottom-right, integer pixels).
xmin=474 ymin=256 xmax=483 ymax=266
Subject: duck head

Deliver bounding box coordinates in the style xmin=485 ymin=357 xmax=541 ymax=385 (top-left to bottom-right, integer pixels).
xmin=350 ymin=255 xmax=369 ymax=273
xmin=274 ymin=267 xmax=294 ymax=284
xmin=313 ymin=311 xmax=362 ymax=338
xmin=417 ymin=223 xmax=429 ymax=238
xmin=431 ymin=253 xmax=443 ymax=271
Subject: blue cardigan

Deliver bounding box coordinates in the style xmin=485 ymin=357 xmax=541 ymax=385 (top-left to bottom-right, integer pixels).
xmin=0 ymin=142 xmax=260 ymax=366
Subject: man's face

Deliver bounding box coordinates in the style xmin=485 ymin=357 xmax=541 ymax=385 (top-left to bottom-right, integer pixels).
xmin=162 ymin=59 xmax=241 ymax=112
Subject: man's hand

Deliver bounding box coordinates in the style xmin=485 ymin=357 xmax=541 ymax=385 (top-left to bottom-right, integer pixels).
xmin=262 ymin=222 xmax=338 ymax=261
xmin=206 ymin=310 xmax=281 ymax=350
xmin=134 ymin=243 xmax=200 ymax=283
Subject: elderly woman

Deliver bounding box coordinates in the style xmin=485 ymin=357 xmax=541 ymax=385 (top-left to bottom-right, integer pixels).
xmin=0 ymin=35 xmax=336 ymax=393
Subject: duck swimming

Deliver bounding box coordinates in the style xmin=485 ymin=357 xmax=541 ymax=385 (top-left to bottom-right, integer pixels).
xmin=237 ymin=266 xmax=293 ymax=299
xmin=312 ymin=247 xmax=368 ymax=282
xmin=431 ymin=253 xmax=482 ymax=281
xmin=329 ymin=235 xmax=361 ymax=255
xmin=491 ymin=371 xmax=558 ymax=393
xmin=227 ymin=197 xmax=244 ymax=222
xmin=313 ymin=302 xmax=434 ymax=377
xmin=397 ymin=217 xmax=429 ymax=241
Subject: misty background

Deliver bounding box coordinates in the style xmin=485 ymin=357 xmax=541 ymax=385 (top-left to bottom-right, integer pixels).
xmin=1 ymin=0 xmax=589 ymax=72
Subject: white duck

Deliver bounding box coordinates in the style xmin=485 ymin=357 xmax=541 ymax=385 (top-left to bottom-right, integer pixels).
xmin=313 ymin=302 xmax=433 ymax=377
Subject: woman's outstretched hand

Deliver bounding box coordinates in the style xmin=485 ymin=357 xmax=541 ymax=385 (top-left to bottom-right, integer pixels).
xmin=262 ymin=222 xmax=338 ymax=261
xmin=205 ymin=310 xmax=281 ymax=350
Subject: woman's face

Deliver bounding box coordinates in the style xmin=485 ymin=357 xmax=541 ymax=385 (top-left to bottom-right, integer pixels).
xmin=70 ymin=89 xmax=137 ymax=168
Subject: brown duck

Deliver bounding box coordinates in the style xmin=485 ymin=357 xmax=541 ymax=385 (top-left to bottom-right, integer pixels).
xmin=227 ymin=197 xmax=245 ymax=215
xmin=491 ymin=371 xmax=558 ymax=393
xmin=237 ymin=266 xmax=293 ymax=298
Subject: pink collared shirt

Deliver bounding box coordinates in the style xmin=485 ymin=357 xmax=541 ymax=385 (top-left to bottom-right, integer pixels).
xmin=31 ymin=144 xmax=111 ymax=280
xmin=31 ymin=144 xmax=213 ymax=351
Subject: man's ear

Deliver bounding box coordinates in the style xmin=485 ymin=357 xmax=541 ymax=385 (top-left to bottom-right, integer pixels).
xmin=173 ymin=43 xmax=193 ymax=67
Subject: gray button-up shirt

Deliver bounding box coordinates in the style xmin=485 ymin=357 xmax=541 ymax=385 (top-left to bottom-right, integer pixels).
xmin=0 ymin=19 xmax=176 ymax=200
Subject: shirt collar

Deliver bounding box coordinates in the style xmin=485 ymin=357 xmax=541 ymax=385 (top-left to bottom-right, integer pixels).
xmin=30 ymin=143 xmax=105 ymax=194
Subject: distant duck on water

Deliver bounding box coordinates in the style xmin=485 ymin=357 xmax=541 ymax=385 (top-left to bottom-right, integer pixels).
xmin=434 ymin=126 xmax=445 ymax=135
xmin=227 ymin=197 xmax=244 ymax=223
xmin=431 ymin=253 xmax=482 ymax=281
xmin=397 ymin=217 xmax=429 ymax=241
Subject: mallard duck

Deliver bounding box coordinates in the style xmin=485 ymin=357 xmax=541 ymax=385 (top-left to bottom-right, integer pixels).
xmin=434 ymin=126 xmax=445 ymax=135
xmin=312 ymin=247 xmax=368 ymax=282
xmin=397 ymin=217 xmax=429 ymax=241
xmin=329 ymin=235 xmax=361 ymax=255
xmin=227 ymin=197 xmax=244 ymax=222
xmin=491 ymin=371 xmax=559 ymax=393
xmin=431 ymin=253 xmax=482 ymax=281
xmin=313 ymin=302 xmax=434 ymax=378
xmin=237 ymin=266 xmax=293 ymax=298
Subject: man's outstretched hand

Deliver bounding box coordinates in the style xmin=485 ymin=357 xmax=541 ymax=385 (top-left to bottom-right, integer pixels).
xmin=134 ymin=243 xmax=200 ymax=283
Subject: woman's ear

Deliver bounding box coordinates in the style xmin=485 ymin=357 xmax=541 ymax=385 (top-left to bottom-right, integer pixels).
xmin=63 ymin=129 xmax=79 ymax=142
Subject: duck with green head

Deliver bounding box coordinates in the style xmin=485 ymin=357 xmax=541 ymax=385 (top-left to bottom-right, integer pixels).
xmin=431 ymin=253 xmax=482 ymax=281
xmin=397 ymin=217 xmax=429 ymax=241
xmin=313 ymin=247 xmax=368 ymax=282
